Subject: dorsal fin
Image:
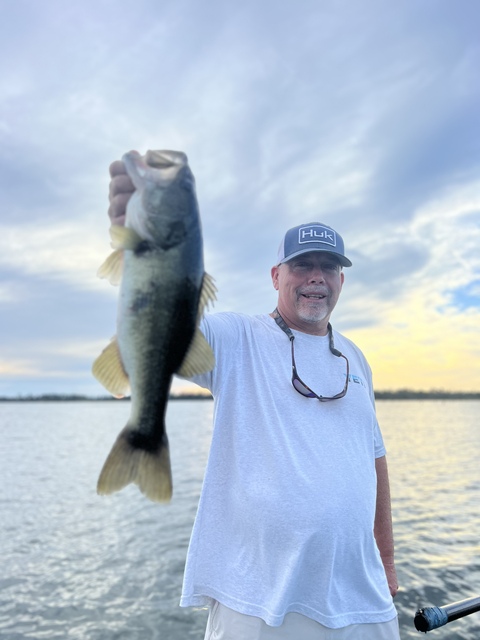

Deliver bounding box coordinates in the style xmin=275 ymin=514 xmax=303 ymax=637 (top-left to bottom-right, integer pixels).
xmin=197 ymin=272 xmax=217 ymax=316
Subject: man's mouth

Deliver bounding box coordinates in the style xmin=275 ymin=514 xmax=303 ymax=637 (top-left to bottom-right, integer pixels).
xmin=301 ymin=293 xmax=326 ymax=299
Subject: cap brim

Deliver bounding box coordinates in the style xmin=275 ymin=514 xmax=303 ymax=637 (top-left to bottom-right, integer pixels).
xmin=279 ymin=247 xmax=352 ymax=267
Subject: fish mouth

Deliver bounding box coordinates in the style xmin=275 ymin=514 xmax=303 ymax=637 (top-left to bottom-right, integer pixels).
xmin=145 ymin=150 xmax=188 ymax=169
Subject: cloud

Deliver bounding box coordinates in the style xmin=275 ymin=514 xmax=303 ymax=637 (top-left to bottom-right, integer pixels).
xmin=0 ymin=222 xmax=112 ymax=292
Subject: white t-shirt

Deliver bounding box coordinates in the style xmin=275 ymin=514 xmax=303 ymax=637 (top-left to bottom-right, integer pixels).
xmin=179 ymin=313 xmax=397 ymax=628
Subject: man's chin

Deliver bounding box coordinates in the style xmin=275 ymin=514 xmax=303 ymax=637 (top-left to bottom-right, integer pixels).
xmin=296 ymin=308 xmax=330 ymax=324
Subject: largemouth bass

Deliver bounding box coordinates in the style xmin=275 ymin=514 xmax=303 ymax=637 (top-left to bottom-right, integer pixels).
xmin=92 ymin=150 xmax=216 ymax=502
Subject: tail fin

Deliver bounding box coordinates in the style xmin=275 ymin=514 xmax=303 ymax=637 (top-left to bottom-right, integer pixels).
xmin=97 ymin=426 xmax=172 ymax=502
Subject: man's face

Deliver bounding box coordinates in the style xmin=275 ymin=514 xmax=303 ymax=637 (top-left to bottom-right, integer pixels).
xmin=271 ymin=251 xmax=344 ymax=334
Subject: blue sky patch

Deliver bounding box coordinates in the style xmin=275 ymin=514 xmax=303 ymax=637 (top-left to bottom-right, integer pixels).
xmin=447 ymin=281 xmax=480 ymax=311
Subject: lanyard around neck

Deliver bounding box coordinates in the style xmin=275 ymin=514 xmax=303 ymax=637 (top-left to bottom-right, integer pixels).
xmin=271 ymin=308 xmax=343 ymax=358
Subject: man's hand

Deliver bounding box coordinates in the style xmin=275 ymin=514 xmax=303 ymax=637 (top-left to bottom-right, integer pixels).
xmin=382 ymin=559 xmax=399 ymax=598
xmin=108 ymin=160 xmax=134 ymax=226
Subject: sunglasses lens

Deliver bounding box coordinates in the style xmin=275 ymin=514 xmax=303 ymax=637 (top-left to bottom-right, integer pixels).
xmin=292 ymin=377 xmax=317 ymax=398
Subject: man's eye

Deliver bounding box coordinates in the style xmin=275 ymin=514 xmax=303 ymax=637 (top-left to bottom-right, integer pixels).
xmin=322 ymin=263 xmax=338 ymax=272
xmin=291 ymin=261 xmax=339 ymax=272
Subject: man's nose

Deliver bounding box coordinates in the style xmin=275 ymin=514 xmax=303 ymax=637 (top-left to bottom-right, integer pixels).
xmin=308 ymin=267 xmax=326 ymax=283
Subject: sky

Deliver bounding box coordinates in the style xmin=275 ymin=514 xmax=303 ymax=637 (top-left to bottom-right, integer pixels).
xmin=0 ymin=0 xmax=479 ymax=397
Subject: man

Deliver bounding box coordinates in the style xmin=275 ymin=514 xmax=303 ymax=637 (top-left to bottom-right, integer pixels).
xmin=108 ymin=160 xmax=400 ymax=639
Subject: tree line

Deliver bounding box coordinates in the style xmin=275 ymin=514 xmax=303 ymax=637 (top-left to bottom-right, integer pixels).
xmin=0 ymin=391 xmax=479 ymax=402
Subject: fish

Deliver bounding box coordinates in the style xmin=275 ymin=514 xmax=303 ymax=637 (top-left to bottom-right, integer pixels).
xmin=92 ymin=150 xmax=216 ymax=502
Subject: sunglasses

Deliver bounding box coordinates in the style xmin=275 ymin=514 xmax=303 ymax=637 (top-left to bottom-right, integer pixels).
xmin=273 ymin=309 xmax=349 ymax=401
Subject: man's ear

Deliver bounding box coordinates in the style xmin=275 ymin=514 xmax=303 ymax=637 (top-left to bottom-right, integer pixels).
xmin=271 ymin=265 xmax=280 ymax=291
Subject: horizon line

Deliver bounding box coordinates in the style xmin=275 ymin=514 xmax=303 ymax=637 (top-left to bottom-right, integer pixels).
xmin=1 ymin=390 xmax=479 ymax=402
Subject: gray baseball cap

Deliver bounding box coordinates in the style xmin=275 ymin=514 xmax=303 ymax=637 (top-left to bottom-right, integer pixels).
xmin=277 ymin=222 xmax=352 ymax=267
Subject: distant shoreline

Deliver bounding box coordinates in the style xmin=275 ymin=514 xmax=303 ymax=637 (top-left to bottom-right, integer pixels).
xmin=0 ymin=394 xmax=213 ymax=402
xmin=0 ymin=391 xmax=479 ymax=402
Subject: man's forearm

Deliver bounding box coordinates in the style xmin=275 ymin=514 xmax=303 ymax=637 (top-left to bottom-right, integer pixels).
xmin=374 ymin=455 xmax=398 ymax=596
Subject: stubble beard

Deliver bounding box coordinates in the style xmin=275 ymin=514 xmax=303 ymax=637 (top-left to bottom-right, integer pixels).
xmin=295 ymin=296 xmax=331 ymax=325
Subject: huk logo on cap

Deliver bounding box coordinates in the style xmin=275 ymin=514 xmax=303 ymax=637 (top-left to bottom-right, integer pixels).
xmin=298 ymin=225 xmax=336 ymax=247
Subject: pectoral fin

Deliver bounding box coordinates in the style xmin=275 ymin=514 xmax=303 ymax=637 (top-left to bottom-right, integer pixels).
xmin=97 ymin=226 xmax=146 ymax=285
xmin=92 ymin=337 xmax=130 ymax=398
xmin=97 ymin=249 xmax=124 ymax=285
xmin=109 ymin=225 xmax=143 ymax=251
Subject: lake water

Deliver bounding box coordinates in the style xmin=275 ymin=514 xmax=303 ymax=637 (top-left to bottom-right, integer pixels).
xmin=1 ymin=400 xmax=479 ymax=639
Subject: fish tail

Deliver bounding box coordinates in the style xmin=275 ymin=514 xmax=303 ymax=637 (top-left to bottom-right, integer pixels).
xmin=97 ymin=426 xmax=172 ymax=502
